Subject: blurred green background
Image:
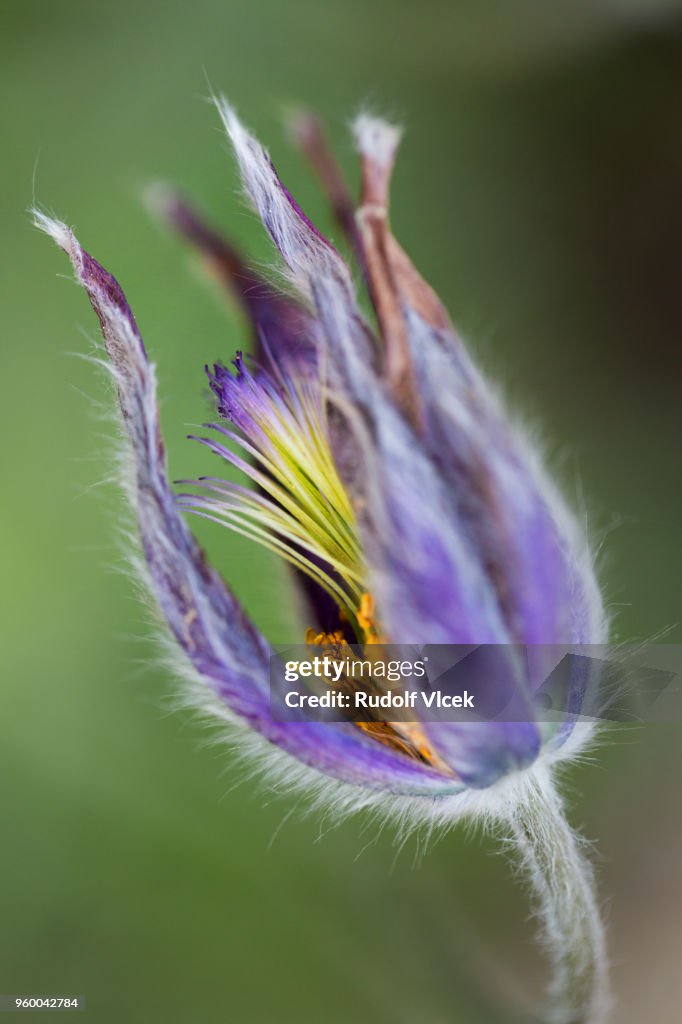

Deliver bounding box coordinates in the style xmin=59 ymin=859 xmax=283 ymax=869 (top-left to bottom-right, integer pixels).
xmin=1 ymin=1 xmax=681 ymax=1021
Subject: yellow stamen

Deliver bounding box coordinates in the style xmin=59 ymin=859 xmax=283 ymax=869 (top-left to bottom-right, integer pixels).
xmin=355 ymin=720 xmax=452 ymax=773
xmin=357 ymin=591 xmax=384 ymax=644
xmin=305 ymin=628 xmax=347 ymax=647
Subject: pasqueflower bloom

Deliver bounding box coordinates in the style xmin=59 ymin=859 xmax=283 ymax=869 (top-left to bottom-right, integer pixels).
xmin=36 ymin=101 xmax=610 ymax=1023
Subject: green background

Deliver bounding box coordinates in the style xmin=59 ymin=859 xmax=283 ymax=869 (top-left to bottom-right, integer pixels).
xmin=1 ymin=2 xmax=681 ymax=1021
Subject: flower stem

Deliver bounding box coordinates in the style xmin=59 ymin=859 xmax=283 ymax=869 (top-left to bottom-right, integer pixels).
xmin=508 ymin=772 xmax=610 ymax=1024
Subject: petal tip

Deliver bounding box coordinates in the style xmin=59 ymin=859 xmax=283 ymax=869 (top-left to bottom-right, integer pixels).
xmin=215 ymin=95 xmax=249 ymax=155
xmin=352 ymin=114 xmax=403 ymax=167
xmin=32 ymin=209 xmax=77 ymax=258
xmin=144 ymin=181 xmax=178 ymax=222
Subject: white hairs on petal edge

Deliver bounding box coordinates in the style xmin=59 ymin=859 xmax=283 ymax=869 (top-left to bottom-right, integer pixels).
xmin=215 ymin=97 xmax=352 ymax=294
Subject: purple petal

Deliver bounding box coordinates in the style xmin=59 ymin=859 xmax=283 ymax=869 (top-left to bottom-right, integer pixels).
xmin=410 ymin=316 xmax=605 ymax=644
xmin=421 ymin=645 xmax=542 ymax=787
xmin=362 ymin=397 xmax=513 ymax=645
xmin=426 ymin=720 xmax=542 ymax=789
xmin=353 ymin=117 xmax=605 ymax=646
xmin=217 ymin=100 xmax=378 ymax=399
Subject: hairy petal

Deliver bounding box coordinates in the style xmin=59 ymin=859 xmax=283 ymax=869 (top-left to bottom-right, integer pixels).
xmin=353 ymin=117 xmax=606 ymax=647
xmin=422 ymin=645 xmax=542 ymax=787
xmin=218 ymin=100 xmax=347 ymax=290
xmin=408 ymin=312 xmax=605 ymax=646
xmin=360 ymin=397 xmax=512 ymax=645
xmin=428 ymin=720 xmax=542 ymax=789
xmin=217 ymin=98 xmax=377 ymax=402
xmin=353 ymin=115 xmax=468 ymax=360
xmin=34 ymin=213 xmax=273 ymax=718
xmin=353 ymin=116 xmax=422 ymax=426
xmin=35 ymin=212 xmax=459 ymax=796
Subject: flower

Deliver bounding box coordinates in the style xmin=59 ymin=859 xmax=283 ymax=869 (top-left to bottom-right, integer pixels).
xmin=35 ymin=101 xmax=606 ymax=819
xmin=37 ymin=100 xmax=614 ymax=1024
